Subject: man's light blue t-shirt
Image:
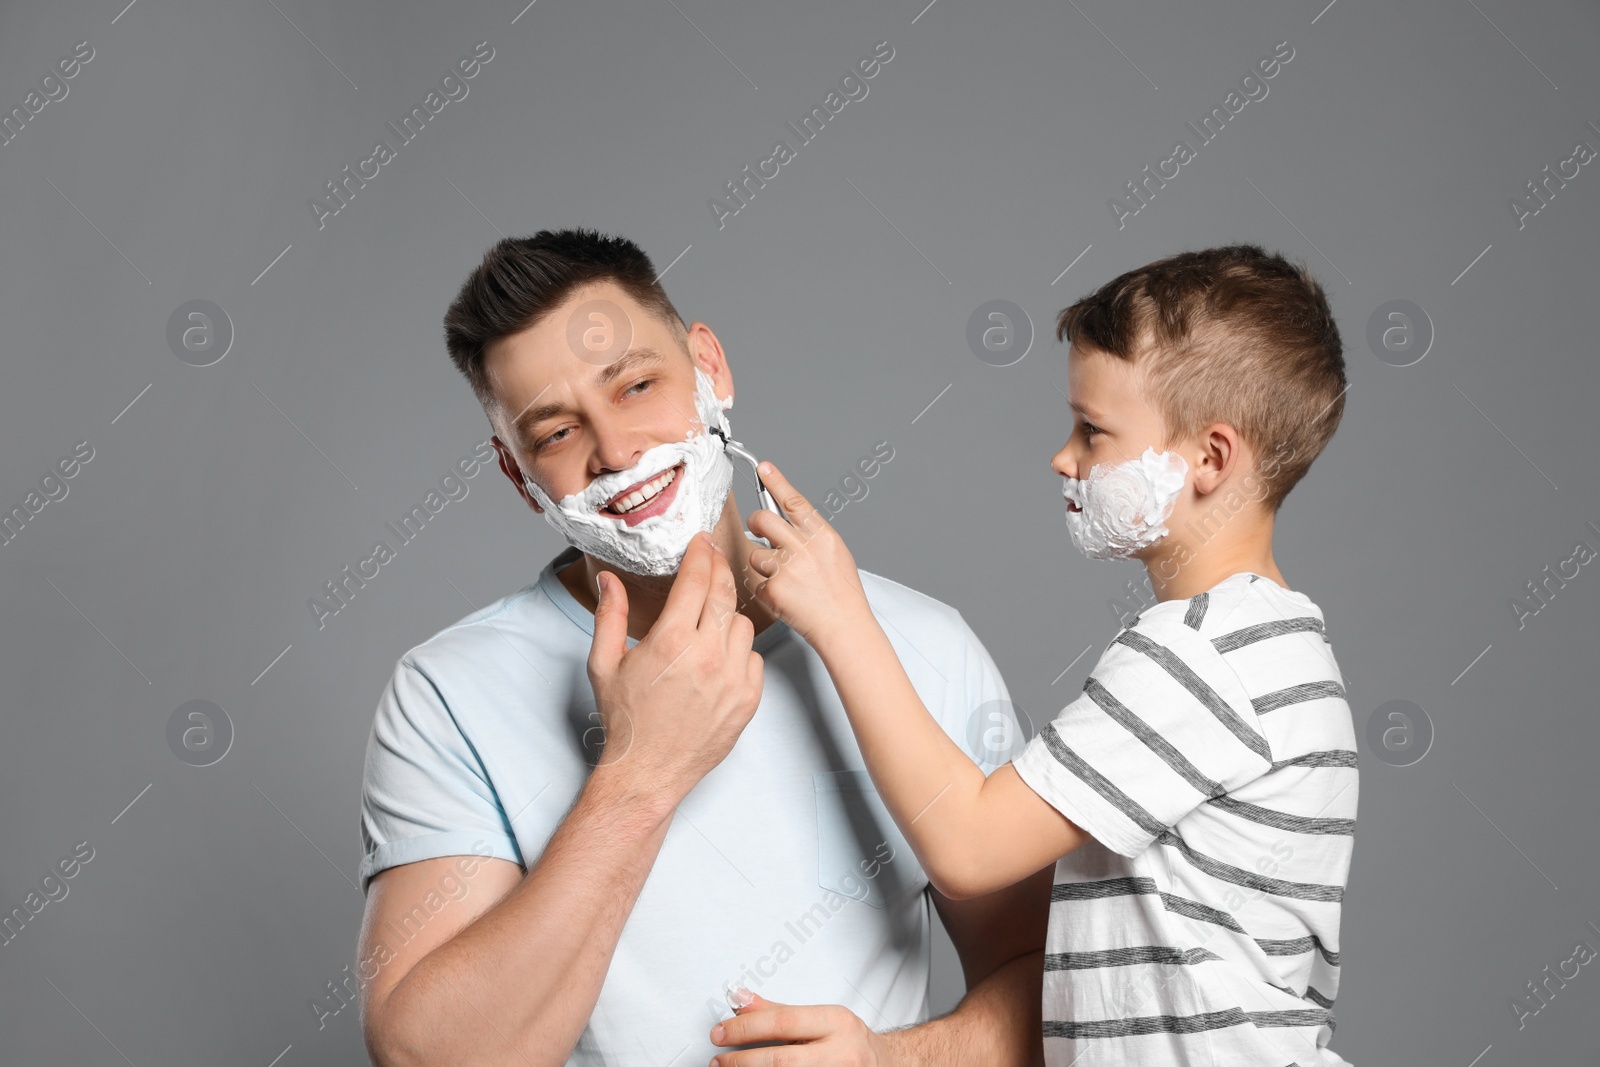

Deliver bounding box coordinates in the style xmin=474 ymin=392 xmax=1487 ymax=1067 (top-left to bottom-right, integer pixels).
xmin=359 ymin=543 xmax=1019 ymax=1066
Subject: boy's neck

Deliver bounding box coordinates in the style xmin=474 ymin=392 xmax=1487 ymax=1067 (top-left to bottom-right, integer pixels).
xmin=1141 ymin=514 xmax=1289 ymax=602
xmin=555 ymin=497 xmax=781 ymax=642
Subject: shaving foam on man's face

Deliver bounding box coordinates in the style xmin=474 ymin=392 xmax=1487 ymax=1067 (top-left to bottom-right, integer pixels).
xmin=521 ymin=365 xmax=736 ymax=576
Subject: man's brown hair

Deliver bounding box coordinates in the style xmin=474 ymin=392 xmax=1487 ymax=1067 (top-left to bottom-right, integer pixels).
xmin=444 ymin=228 xmax=687 ymax=421
xmin=1057 ymin=243 xmax=1345 ymax=512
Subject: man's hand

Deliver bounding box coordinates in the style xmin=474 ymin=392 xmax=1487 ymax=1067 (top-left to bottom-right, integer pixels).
xmin=744 ymin=461 xmax=872 ymax=651
xmin=587 ymin=531 xmax=765 ymax=801
xmin=709 ymin=990 xmax=890 ymax=1067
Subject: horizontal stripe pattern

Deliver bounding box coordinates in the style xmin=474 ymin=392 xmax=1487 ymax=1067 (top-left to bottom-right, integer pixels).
xmin=1014 ymin=572 xmax=1356 ymax=1066
xmin=1044 ymin=1006 xmax=1332 ymax=1039
xmin=1253 ymin=679 xmax=1346 ymax=715
xmin=1206 ymin=794 xmax=1356 ymax=836
xmin=1271 ymin=750 xmax=1357 ymax=771
xmin=1258 ymin=936 xmax=1341 ymax=968
xmin=1045 ymin=945 xmax=1224 ymax=970
xmin=1211 ymin=615 xmax=1328 ymax=654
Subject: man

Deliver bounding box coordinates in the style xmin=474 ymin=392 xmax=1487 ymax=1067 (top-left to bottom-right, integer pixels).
xmin=355 ymin=228 xmax=1051 ymax=1066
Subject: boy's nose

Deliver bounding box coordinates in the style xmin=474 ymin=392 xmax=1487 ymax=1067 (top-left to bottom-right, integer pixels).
xmin=1050 ymin=445 xmax=1076 ymax=479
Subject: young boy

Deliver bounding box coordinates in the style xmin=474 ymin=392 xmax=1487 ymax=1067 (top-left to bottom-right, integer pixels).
xmin=731 ymin=245 xmax=1357 ymax=1066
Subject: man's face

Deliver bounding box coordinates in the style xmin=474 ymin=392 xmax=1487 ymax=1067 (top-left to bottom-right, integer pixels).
xmin=485 ymin=280 xmax=733 ymax=517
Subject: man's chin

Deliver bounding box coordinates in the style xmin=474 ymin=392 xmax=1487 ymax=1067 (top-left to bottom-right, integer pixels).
xmin=579 ymin=550 xmax=684 ymax=585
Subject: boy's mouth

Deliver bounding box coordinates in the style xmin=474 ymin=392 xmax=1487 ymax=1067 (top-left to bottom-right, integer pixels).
xmin=600 ymin=462 xmax=684 ymax=526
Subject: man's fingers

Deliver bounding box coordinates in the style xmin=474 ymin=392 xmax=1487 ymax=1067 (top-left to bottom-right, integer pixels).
xmin=656 ymin=531 xmax=714 ymax=633
xmin=586 ymin=570 xmax=629 ymax=681
xmin=699 ymin=539 xmax=739 ymax=634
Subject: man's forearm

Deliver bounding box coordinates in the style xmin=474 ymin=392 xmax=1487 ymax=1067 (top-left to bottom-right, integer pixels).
xmin=372 ymin=769 xmax=680 ymax=1067
xmin=878 ymin=949 xmax=1045 ymax=1067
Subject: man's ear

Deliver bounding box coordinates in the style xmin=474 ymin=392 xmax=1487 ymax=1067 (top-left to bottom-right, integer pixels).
xmin=684 ymin=322 xmax=733 ymax=408
xmin=493 ymin=435 xmax=543 ymax=513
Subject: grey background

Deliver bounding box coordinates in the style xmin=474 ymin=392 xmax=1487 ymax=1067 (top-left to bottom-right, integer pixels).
xmin=2 ymin=0 xmax=1596 ymax=1062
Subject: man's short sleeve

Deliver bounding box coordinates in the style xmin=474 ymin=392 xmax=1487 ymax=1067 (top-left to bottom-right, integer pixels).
xmin=1011 ymin=613 xmax=1272 ymax=858
xmin=955 ymin=613 xmax=1022 ymax=777
xmin=358 ymin=657 xmax=523 ymax=894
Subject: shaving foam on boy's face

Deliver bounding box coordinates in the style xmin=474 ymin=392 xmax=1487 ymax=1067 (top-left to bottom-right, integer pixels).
xmin=521 ymin=365 xmax=736 ymax=576
xmin=1061 ymin=448 xmax=1189 ymax=560
xmin=1056 ymin=342 xmax=1190 ymax=560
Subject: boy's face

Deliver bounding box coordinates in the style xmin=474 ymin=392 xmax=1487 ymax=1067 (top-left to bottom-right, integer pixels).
xmin=1052 ymin=342 xmax=1276 ymax=563
xmin=1051 ymin=343 xmax=1173 ymax=490
xmin=1051 ymin=343 xmax=1195 ymax=562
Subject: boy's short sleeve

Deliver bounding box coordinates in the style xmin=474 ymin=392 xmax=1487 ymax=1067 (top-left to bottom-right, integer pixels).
xmin=358 ymin=657 xmax=523 ymax=894
xmin=1011 ymin=613 xmax=1272 ymax=858
xmin=953 ymin=613 xmax=1022 ymax=776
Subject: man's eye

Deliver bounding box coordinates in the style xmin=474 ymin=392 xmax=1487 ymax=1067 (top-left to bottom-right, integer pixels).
xmin=538 ymin=427 xmax=570 ymax=450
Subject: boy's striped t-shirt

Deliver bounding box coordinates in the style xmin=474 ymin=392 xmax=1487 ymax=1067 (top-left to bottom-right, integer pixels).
xmin=1011 ymin=571 xmax=1358 ymax=1067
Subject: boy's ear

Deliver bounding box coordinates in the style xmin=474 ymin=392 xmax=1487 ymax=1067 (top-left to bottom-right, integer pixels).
xmin=1190 ymin=423 xmax=1242 ymax=496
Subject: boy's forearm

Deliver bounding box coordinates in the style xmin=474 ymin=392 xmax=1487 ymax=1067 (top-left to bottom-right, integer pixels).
xmin=878 ymin=948 xmax=1046 ymax=1067
xmin=813 ymin=608 xmax=988 ymax=898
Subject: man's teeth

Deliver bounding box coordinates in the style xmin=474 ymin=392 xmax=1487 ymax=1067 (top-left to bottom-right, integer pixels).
xmin=606 ymin=467 xmax=678 ymax=514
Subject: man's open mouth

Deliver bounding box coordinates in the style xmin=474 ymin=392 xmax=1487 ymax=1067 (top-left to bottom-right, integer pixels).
xmin=600 ymin=462 xmax=684 ymax=523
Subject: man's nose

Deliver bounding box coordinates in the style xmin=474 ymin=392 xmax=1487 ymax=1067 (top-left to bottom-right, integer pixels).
xmin=589 ymin=418 xmax=647 ymax=475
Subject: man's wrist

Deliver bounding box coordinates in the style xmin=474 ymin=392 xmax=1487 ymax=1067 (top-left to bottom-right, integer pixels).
xmin=583 ymin=762 xmax=685 ymax=829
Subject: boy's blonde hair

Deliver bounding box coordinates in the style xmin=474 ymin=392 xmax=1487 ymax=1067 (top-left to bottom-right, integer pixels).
xmin=1057 ymin=244 xmax=1346 ymax=512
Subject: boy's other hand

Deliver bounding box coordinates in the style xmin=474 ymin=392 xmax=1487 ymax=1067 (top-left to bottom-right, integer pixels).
xmin=586 ymin=532 xmax=765 ymax=803
xmin=744 ymin=461 xmax=872 ymax=653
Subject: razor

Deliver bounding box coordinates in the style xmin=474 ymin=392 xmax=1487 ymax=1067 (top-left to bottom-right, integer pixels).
xmin=709 ymin=426 xmax=788 ymax=535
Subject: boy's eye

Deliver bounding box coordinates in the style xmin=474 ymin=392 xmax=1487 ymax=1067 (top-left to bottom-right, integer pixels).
xmin=624 ymin=377 xmax=654 ymax=396
xmin=1082 ymin=422 xmax=1100 ymax=438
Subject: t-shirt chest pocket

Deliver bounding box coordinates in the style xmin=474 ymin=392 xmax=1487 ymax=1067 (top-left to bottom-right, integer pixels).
xmin=813 ymin=769 xmax=921 ymax=909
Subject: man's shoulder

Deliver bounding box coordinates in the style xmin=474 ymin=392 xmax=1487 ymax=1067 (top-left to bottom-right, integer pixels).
xmin=857 ymin=566 xmax=967 ymax=634
xmin=395 ymin=577 xmax=559 ymax=673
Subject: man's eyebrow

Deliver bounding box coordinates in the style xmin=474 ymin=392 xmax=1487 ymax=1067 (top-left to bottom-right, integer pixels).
xmin=595 ymin=345 xmax=666 ymax=387
xmin=511 ymin=347 xmax=667 ymax=440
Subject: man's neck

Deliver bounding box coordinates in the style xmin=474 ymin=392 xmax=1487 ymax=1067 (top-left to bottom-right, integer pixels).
xmin=555 ymin=503 xmax=782 ymax=642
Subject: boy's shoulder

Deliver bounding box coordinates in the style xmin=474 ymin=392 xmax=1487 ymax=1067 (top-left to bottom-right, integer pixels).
xmin=1127 ymin=571 xmax=1329 ymax=652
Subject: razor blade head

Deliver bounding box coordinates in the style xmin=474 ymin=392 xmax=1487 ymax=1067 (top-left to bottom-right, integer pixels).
xmin=711 ymin=427 xmax=759 ymax=467
xmin=710 ymin=427 xmax=786 ymax=522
